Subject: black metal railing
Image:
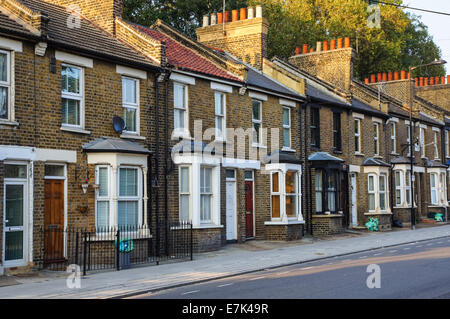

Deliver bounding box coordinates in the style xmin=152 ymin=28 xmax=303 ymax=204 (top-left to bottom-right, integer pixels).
xmin=35 ymin=221 xmax=193 ymax=274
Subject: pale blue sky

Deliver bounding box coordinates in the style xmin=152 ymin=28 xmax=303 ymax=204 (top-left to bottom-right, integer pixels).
xmin=405 ymin=0 xmax=450 ymax=73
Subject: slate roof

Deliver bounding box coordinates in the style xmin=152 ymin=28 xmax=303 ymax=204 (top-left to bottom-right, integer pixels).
xmin=352 ymin=99 xmax=389 ymax=118
xmin=82 ymin=138 xmax=151 ymax=154
xmin=133 ymin=24 xmax=241 ymax=82
xmin=362 ymin=157 xmax=391 ymax=167
xmin=308 ymin=152 xmax=344 ymax=162
xmin=264 ymin=150 xmax=303 ymax=165
xmin=1 ymin=0 xmax=158 ymax=69
xmin=425 ymin=160 xmax=447 ymax=168
xmin=391 ymin=156 xmax=415 ymax=165
xmin=307 ymin=84 xmax=349 ymax=107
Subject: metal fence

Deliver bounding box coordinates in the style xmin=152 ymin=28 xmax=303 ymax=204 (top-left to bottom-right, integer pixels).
xmin=35 ymin=221 xmax=193 ymax=274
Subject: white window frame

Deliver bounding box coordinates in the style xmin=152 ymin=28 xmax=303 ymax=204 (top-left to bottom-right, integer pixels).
xmin=354 ymin=118 xmax=361 ymax=154
xmin=374 ymin=122 xmax=380 ymax=156
xmin=122 ymin=76 xmax=140 ymax=135
xmin=405 ymin=170 xmax=412 ymax=207
xmin=420 ymin=127 xmax=426 ymax=158
xmin=391 ymin=122 xmax=397 ymax=154
xmin=117 ymin=166 xmax=143 ymax=228
xmin=433 ymin=130 xmax=439 ymax=160
xmin=95 ymin=165 xmax=112 ymax=230
xmin=368 ymin=174 xmax=377 ymax=212
xmin=445 ymin=130 xmax=449 ymax=158
xmin=270 ymin=171 xmax=281 ymax=220
xmin=179 ymin=166 xmax=191 ymax=223
xmin=214 ymin=91 xmax=226 ymax=141
xmin=315 ymin=170 xmax=323 ymax=213
xmin=173 ymin=82 xmax=189 ymax=138
xmin=0 ymin=49 xmax=11 ymax=122
xmin=407 ymin=123 xmax=412 ymax=157
xmin=394 ymin=170 xmax=403 ymax=207
xmin=252 ymin=99 xmax=263 ymax=146
xmin=379 ymin=173 xmax=387 ymax=211
xmin=439 ymin=172 xmax=446 ymax=205
xmin=282 ymin=106 xmax=291 ymax=149
xmin=430 ymin=173 xmax=438 ymax=205
xmin=200 ymin=166 xmax=214 ymax=224
xmin=61 ymin=64 xmax=84 ymax=128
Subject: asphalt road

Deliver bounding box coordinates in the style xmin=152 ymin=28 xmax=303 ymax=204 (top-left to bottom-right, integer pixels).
xmin=131 ymin=237 xmax=450 ymax=299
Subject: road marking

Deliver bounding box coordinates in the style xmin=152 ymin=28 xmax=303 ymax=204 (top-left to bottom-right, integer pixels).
xmin=437 ymin=241 xmax=443 ymax=244
xmin=426 ymin=243 xmax=432 ymax=246
xmin=389 ymin=250 xmax=398 ymax=253
xmin=249 ymin=276 xmax=265 ymax=281
xmin=403 ymin=247 xmax=410 ymax=250
xmin=182 ymin=290 xmax=199 ymax=295
xmin=217 ymin=283 xmax=233 ymax=288
xmin=300 ymin=267 xmax=313 ymax=270
xmin=278 ymin=271 xmax=291 ymax=275
xmin=373 ymin=253 xmax=382 ymax=256
xmin=359 ymin=256 xmax=368 ymax=259
xmin=417 ymin=245 xmax=423 ymax=248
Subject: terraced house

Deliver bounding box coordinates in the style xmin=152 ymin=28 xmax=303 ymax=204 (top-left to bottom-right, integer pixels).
xmin=0 ymin=0 xmax=167 ymax=274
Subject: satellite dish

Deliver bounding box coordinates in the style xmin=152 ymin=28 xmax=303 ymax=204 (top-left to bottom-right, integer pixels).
xmin=113 ymin=116 xmax=126 ymax=134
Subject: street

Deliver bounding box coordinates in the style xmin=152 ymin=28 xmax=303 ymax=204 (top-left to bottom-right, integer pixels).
xmin=132 ymin=237 xmax=450 ymax=299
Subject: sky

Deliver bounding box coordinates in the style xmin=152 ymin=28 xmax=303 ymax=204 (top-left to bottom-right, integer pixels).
xmin=404 ymin=0 xmax=450 ymax=73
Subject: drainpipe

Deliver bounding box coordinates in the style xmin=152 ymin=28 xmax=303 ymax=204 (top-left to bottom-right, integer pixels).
xmin=303 ymin=98 xmax=312 ymax=235
xmin=164 ymin=71 xmax=171 ymax=256
xmin=154 ymin=74 xmax=160 ymax=257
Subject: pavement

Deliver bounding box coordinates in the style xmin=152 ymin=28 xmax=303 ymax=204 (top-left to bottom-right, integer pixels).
xmin=0 ymin=223 xmax=449 ymax=299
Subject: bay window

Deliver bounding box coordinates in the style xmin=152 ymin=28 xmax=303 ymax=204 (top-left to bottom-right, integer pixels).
xmin=95 ymin=166 xmax=110 ymax=229
xmin=200 ymin=166 xmax=213 ymax=223
xmin=430 ymin=173 xmax=438 ymax=205
xmin=271 ymin=172 xmax=281 ymax=219
xmin=61 ymin=65 xmax=83 ymax=127
xmin=439 ymin=173 xmax=446 ymax=205
xmin=118 ymin=167 xmax=140 ymax=227
xmin=379 ymin=174 xmax=387 ymax=211
xmin=0 ymin=50 xmax=10 ymax=120
xmin=179 ymin=166 xmax=190 ymax=222
xmin=315 ymin=171 xmax=323 ymax=213
xmin=368 ymin=174 xmax=376 ymax=211
xmin=394 ymin=171 xmax=402 ymax=206
xmin=122 ymin=77 xmax=139 ymax=134
xmin=314 ymin=169 xmax=341 ymax=214
xmin=285 ymin=171 xmax=298 ymax=218
xmin=214 ymin=92 xmax=226 ymax=140
xmin=367 ymin=172 xmax=390 ymax=212
xmin=405 ymin=170 xmax=412 ymax=206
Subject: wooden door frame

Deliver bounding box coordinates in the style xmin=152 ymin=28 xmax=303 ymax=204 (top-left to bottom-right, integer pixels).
xmin=44 ymin=164 xmax=67 ymax=258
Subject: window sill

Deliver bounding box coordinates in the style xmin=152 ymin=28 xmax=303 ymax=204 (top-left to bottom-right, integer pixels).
xmin=252 ymin=144 xmax=267 ymax=149
xmin=0 ymin=119 xmax=19 ymax=127
xmin=374 ymin=155 xmax=383 ymax=159
xmin=121 ymin=133 xmax=146 ymax=140
xmin=60 ymin=125 xmax=91 ymax=135
xmin=391 ymin=152 xmax=399 ymax=156
xmin=364 ymin=212 xmax=392 ymax=216
xmin=264 ymin=220 xmax=304 ymax=225
xmin=192 ymin=224 xmax=224 ymax=230
xmin=282 ymin=147 xmax=296 ymax=153
xmin=354 ymin=153 xmax=365 ymax=157
xmin=333 ymin=149 xmax=343 ymax=155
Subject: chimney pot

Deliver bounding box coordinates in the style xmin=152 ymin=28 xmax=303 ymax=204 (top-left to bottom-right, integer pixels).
xmin=394 ymin=71 xmax=399 ymax=80
xmin=309 ymin=48 xmax=314 ymax=53
xmin=224 ymin=11 xmax=230 ymax=22
xmin=377 ymin=73 xmax=382 ymax=82
xmin=447 ymin=75 xmax=450 ymax=84
xmin=370 ymin=74 xmax=376 ymax=83
xmin=323 ymin=41 xmax=329 ymax=51
xmin=382 ymin=73 xmax=387 ymax=82
xmin=217 ymin=12 xmax=223 ymax=24
xmin=240 ymin=8 xmax=246 ymax=20
xmin=415 ymin=78 xmax=419 ymax=87
xmin=256 ymin=5 xmax=263 ymax=18
xmin=232 ymin=10 xmax=238 ymax=22
xmin=365 ymin=78 xmax=369 ymax=84
xmin=248 ymin=7 xmax=254 ymax=19
xmin=211 ymin=13 xmax=217 ymax=25
xmin=296 ymin=47 xmax=301 ymax=55
xmin=424 ymin=77 xmax=428 ymax=86
xmin=316 ymin=41 xmax=322 ymax=52
xmin=302 ymin=44 xmax=308 ymax=54
xmin=430 ymin=77 xmax=434 ymax=85
xmin=337 ymin=38 xmax=343 ymax=49
xmin=388 ymin=72 xmax=393 ymax=81
xmin=400 ymin=70 xmax=406 ymax=80
xmin=441 ymin=76 xmax=445 ymax=85
xmin=419 ymin=77 xmax=424 ymax=86
xmin=203 ymin=15 xmax=209 ymax=27
xmin=435 ymin=76 xmax=439 ymax=85
xmin=344 ymin=37 xmax=350 ymax=48
xmin=330 ymin=39 xmax=336 ymax=50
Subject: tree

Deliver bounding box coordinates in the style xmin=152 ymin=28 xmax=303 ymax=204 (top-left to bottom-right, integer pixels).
xmin=123 ymin=0 xmax=445 ymax=78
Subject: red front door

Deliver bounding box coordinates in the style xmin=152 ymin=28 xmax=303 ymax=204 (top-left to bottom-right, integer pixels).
xmin=245 ymin=181 xmax=254 ymax=238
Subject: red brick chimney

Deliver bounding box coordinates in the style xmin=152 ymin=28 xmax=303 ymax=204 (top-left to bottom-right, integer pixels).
xmin=197 ymin=5 xmax=268 ymax=69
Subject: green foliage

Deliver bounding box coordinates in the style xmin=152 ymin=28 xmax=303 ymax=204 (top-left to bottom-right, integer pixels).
xmin=123 ymin=0 xmax=445 ymax=78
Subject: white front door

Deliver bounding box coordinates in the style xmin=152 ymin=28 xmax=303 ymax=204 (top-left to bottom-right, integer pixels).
xmin=226 ymin=170 xmax=237 ymax=241
xmin=351 ymin=174 xmax=358 ymax=227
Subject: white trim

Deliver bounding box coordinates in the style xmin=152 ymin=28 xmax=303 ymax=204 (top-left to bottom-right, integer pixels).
xmin=0 ymin=37 xmax=22 ymax=52
xmin=0 ymin=145 xmax=77 ymax=163
xmin=222 ymin=158 xmax=261 ymax=170
xmin=55 ymin=51 xmax=93 ymax=68
xmin=279 ymin=99 xmax=296 ymax=108
xmin=432 ymin=127 xmax=440 ymax=132
xmin=36 ymin=149 xmax=77 ymax=163
xmin=248 ymin=91 xmax=268 ymax=101
xmin=211 ymin=81 xmax=233 ymax=93
xmin=352 ymin=112 xmax=364 ymax=119
xmin=372 ymin=117 xmax=383 ymax=124
xmin=170 ymin=73 xmax=196 ymax=85
xmin=116 ymin=65 xmax=147 ymax=80
xmin=122 ymin=76 xmax=140 ymax=135
xmin=389 ymin=117 xmax=399 ymax=123
xmin=172 ymin=69 xmax=239 ymax=88
xmin=349 ymin=165 xmax=360 ymax=173
xmin=60 ymin=126 xmax=91 ymax=135
xmin=61 ymin=64 xmax=85 ymax=128
xmin=419 ymin=123 xmax=427 ymax=129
